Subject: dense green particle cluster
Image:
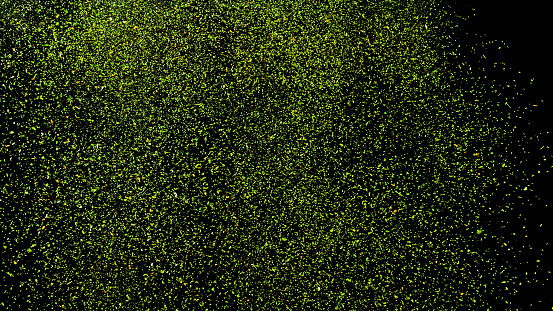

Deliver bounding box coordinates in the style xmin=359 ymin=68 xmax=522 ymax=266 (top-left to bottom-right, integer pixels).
xmin=1 ymin=0 xmax=550 ymax=310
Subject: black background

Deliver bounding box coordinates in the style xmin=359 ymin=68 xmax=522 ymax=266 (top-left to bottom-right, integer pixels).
xmin=447 ymin=0 xmax=552 ymax=309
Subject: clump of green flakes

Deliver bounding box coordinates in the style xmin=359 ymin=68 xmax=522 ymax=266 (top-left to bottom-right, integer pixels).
xmin=1 ymin=0 xmax=550 ymax=310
